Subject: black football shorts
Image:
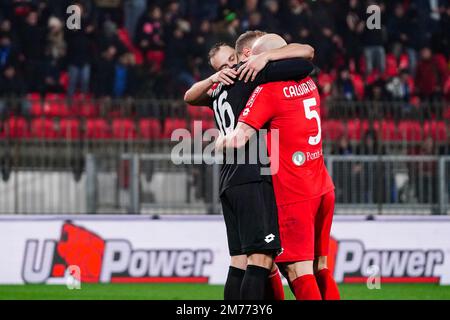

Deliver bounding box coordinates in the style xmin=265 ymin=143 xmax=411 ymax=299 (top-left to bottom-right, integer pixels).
xmin=220 ymin=180 xmax=281 ymax=256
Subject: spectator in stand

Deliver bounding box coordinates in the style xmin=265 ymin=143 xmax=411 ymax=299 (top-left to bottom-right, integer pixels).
xmin=363 ymin=0 xmax=386 ymax=75
xmin=342 ymin=0 xmax=365 ymax=71
xmin=93 ymin=19 xmax=128 ymax=98
xmin=19 ymin=10 xmax=45 ymax=92
xmin=239 ymin=0 xmax=260 ymax=31
xmin=386 ymin=69 xmax=414 ymax=102
xmin=415 ymin=47 xmax=447 ymax=101
xmin=41 ymin=16 xmax=66 ymax=95
xmin=0 ymin=32 xmax=19 ymax=72
xmin=135 ymin=4 xmax=165 ymax=69
xmin=66 ymin=1 xmax=95 ymax=97
xmin=306 ymin=1 xmax=342 ymax=72
xmin=0 ymin=64 xmax=29 ymax=117
xmin=123 ymin=0 xmax=147 ymax=41
xmin=281 ymin=0 xmax=312 ymax=44
xmin=262 ymin=0 xmax=283 ymax=34
xmin=247 ymin=11 xmax=263 ymax=31
xmin=387 ymin=3 xmax=420 ymax=74
xmin=114 ymin=52 xmax=138 ymax=98
xmin=0 ymin=0 xmax=447 ymax=107
xmin=189 ymin=20 xmax=216 ymax=79
xmin=162 ymin=1 xmax=183 ymax=30
xmin=164 ymin=21 xmax=196 ymax=90
xmin=365 ymin=72 xmax=389 ymax=118
xmin=332 ymin=68 xmax=356 ymax=101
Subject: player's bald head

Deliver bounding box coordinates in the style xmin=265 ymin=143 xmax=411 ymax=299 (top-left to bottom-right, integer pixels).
xmin=251 ymin=33 xmax=287 ymax=55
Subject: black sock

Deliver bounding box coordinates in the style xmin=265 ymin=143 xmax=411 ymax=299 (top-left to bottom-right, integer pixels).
xmin=224 ymin=266 xmax=246 ymax=300
xmin=240 ymin=265 xmax=271 ymax=300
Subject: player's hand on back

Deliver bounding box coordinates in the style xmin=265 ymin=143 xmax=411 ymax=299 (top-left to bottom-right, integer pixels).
xmin=215 ymin=134 xmax=226 ymax=152
xmin=209 ymin=68 xmax=238 ymax=86
xmin=237 ymin=52 xmax=269 ymax=83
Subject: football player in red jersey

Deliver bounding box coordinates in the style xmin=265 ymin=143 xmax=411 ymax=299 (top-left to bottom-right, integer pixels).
xmin=185 ymin=36 xmax=315 ymax=300
xmin=217 ymin=34 xmax=340 ymax=300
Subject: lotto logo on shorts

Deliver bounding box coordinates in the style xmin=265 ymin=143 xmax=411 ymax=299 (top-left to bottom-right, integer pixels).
xmin=264 ymin=234 xmax=275 ymax=243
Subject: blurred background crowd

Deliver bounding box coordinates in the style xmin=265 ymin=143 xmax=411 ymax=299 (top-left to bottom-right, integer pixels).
xmin=0 ymin=0 xmax=448 ymax=211
xmin=0 ymin=0 xmax=448 ymax=155
xmin=0 ymin=0 xmax=448 ymax=100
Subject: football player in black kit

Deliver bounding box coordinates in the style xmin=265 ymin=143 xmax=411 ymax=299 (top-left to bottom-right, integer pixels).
xmin=184 ymin=31 xmax=314 ymax=300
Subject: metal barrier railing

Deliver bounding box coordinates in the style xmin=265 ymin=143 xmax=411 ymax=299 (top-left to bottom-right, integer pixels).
xmin=0 ymin=151 xmax=448 ymax=215
xmin=82 ymin=154 xmax=449 ymax=216
xmin=327 ymin=155 xmax=450 ymax=215
xmin=0 ymin=96 xmax=448 ymax=214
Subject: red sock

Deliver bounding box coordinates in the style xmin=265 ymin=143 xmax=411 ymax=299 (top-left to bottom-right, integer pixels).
xmin=315 ymin=269 xmax=340 ymax=300
xmin=266 ymin=269 xmax=285 ymax=300
xmin=291 ymin=274 xmax=322 ymax=300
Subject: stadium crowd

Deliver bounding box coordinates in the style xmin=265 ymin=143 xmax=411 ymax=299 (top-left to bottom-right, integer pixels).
xmin=0 ymin=0 xmax=448 ymax=100
xmin=0 ymin=0 xmax=448 ymax=154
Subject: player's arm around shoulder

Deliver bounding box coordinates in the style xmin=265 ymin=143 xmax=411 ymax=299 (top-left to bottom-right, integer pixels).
xmin=183 ymin=68 xmax=238 ymax=106
xmin=238 ymin=43 xmax=315 ymax=83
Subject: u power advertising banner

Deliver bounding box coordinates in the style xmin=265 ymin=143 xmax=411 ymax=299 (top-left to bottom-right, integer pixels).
xmin=0 ymin=215 xmax=449 ymax=285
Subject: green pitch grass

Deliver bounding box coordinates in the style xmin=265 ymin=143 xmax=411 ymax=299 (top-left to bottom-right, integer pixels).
xmin=0 ymin=284 xmax=450 ymax=300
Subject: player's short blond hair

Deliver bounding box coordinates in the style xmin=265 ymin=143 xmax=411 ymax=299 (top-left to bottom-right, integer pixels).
xmin=235 ymin=30 xmax=267 ymax=55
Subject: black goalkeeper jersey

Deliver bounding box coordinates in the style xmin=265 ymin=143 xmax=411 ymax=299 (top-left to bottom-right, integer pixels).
xmin=208 ymin=58 xmax=314 ymax=194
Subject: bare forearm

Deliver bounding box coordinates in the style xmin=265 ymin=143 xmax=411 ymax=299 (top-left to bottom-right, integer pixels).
xmin=183 ymin=77 xmax=213 ymax=106
xmin=223 ymin=123 xmax=257 ymax=149
xmin=266 ymin=43 xmax=315 ymax=62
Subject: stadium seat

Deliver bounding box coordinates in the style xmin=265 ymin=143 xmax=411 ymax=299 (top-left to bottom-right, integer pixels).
xmin=60 ymin=118 xmax=81 ymax=140
xmin=163 ymin=118 xmax=188 ymax=139
xmin=189 ymin=119 xmax=217 ymax=139
xmin=26 ymin=93 xmax=41 ymax=101
xmin=44 ymin=100 xmax=70 ymax=118
xmin=72 ymin=93 xmax=92 ymax=102
xmin=187 ymin=105 xmax=214 ymax=119
xmin=85 ymin=119 xmax=111 ymax=139
xmin=4 ymin=117 xmax=29 ymax=138
xmin=322 ymin=120 xmax=345 ymax=141
xmin=347 ymin=119 xmax=362 ymax=141
xmin=385 ymin=53 xmax=399 ymax=77
xmin=146 ymin=50 xmax=165 ymax=72
xmin=45 ymin=93 xmax=66 ymax=101
xmin=73 ymin=101 xmax=99 ymax=118
xmin=30 ymin=118 xmax=59 ymax=139
xmin=112 ymin=119 xmax=137 ymax=139
xmin=350 ymin=74 xmax=365 ymax=100
xmin=424 ymin=121 xmax=447 ymax=142
xmin=30 ymin=99 xmax=44 ymax=117
xmin=138 ymin=118 xmax=162 ymax=139
xmin=379 ymin=120 xmax=398 ymax=141
xmin=443 ymin=107 xmax=450 ymax=120
xmin=397 ymin=121 xmax=422 ymax=141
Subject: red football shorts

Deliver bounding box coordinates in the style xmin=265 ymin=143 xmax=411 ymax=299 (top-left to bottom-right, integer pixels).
xmin=275 ymin=191 xmax=335 ymax=263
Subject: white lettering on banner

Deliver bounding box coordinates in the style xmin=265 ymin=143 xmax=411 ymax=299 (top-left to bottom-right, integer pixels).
xmin=1 ymin=217 xmax=449 ymax=285
xmin=333 ymin=240 xmax=444 ymax=282
xmin=22 ymin=240 xmax=55 ymax=283
xmin=100 ymin=241 xmax=214 ymax=282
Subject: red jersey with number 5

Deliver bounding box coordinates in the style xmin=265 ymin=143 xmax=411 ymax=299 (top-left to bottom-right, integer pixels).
xmin=238 ymin=77 xmax=334 ymax=205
